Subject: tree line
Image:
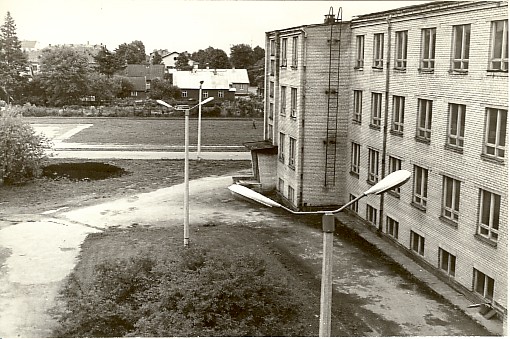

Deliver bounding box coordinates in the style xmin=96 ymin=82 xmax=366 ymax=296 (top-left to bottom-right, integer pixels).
xmin=0 ymin=12 xmax=265 ymax=108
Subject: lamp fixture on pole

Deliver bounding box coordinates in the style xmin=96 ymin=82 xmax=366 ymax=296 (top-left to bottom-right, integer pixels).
xmin=228 ymin=169 xmax=411 ymax=336
xmin=183 ymin=96 xmax=214 ymax=247
xmin=197 ymin=80 xmax=204 ymax=160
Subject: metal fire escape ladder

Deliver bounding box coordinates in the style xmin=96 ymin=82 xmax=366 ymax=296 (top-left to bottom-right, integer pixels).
xmin=324 ymin=7 xmax=343 ymax=188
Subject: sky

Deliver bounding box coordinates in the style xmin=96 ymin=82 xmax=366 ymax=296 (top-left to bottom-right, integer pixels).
xmin=1 ymin=0 xmax=429 ymax=54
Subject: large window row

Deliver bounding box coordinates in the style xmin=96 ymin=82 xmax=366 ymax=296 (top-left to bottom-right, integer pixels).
xmin=354 ymin=19 xmax=508 ymax=73
xmin=349 ymin=144 xmax=503 ymax=246
xmin=352 ymin=90 xmax=508 ymax=161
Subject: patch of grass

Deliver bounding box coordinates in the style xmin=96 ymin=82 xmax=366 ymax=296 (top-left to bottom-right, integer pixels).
xmin=26 ymin=117 xmax=263 ymax=146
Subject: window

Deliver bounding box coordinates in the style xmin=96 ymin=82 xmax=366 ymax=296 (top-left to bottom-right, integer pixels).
xmin=181 ymin=90 xmax=188 ymax=98
xmin=368 ymin=148 xmax=379 ymax=184
xmin=478 ymin=189 xmax=501 ymax=242
xmin=447 ymin=103 xmax=466 ymax=148
xmin=410 ymin=231 xmax=425 ymax=256
xmin=473 ymin=269 xmax=495 ymax=301
xmin=442 ymin=176 xmax=461 ymax=223
xmin=351 ymin=142 xmax=361 ymax=175
xmin=131 ymin=91 xmax=138 ymax=97
xmin=349 ymin=194 xmax=359 ymax=213
xmin=288 ymin=186 xmax=295 ymax=204
xmin=292 ymin=36 xmax=298 ymax=68
xmin=371 ymin=92 xmax=382 ymax=127
xmin=279 ymin=133 xmax=285 ymax=162
xmin=240 ymin=84 xmax=245 ymax=90
xmin=202 ymin=91 xmax=209 ymax=99
xmin=269 ymin=81 xmax=274 ymax=98
xmin=353 ymin=90 xmax=363 ymax=123
xmin=489 ymin=20 xmax=508 ymax=71
xmin=270 ymin=39 xmax=275 ymax=56
xmin=417 ymin=99 xmax=433 ymax=141
xmin=355 ymin=35 xmax=364 ymax=68
xmin=413 ymin=165 xmax=428 ymax=209
xmin=270 ymin=60 xmax=275 ymax=75
xmin=373 ymin=33 xmax=384 ymax=68
xmin=269 ymin=103 xmax=274 ymax=119
xmin=395 ymin=31 xmax=408 ymax=69
xmin=421 ymin=28 xmax=436 ymax=70
xmin=388 ymin=156 xmax=402 ymax=195
xmin=386 ymin=216 xmax=399 ymax=239
xmin=267 ymin=124 xmax=273 ymax=142
xmin=366 ymin=204 xmax=378 ymax=226
xmin=218 ymin=90 xmax=224 ymax=98
xmin=290 ymin=87 xmax=297 ymax=118
xmin=278 ymin=178 xmax=284 ymax=193
xmin=289 ymin=137 xmax=296 ymax=168
xmin=438 ymin=248 xmax=456 ymax=277
xmin=483 ymin=108 xmax=507 ymax=159
xmin=281 ymin=38 xmax=288 ymax=67
xmin=452 ymin=24 xmax=471 ymax=71
xmin=392 ymin=96 xmax=405 ymax=134
xmin=280 ymin=86 xmax=287 ymax=115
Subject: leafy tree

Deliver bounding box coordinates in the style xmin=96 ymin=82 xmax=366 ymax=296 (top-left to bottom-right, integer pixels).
xmin=114 ymin=40 xmax=147 ymax=65
xmin=230 ymin=44 xmax=254 ymax=69
xmin=192 ymin=47 xmax=230 ymax=69
xmin=175 ymin=52 xmax=192 ymax=71
xmin=247 ymin=57 xmax=265 ymax=87
xmin=87 ymin=73 xmax=121 ymax=103
xmin=17 ymin=75 xmax=46 ymax=105
xmin=151 ymin=51 xmax=162 ymax=65
xmin=149 ymin=78 xmax=180 ymax=100
xmin=0 ymin=12 xmax=28 ymax=103
xmin=93 ymin=46 xmax=121 ymax=77
xmin=252 ymin=45 xmax=265 ymax=62
xmin=115 ymin=76 xmax=135 ymax=98
xmin=0 ymin=108 xmax=49 ymax=185
xmin=39 ymin=47 xmax=91 ymax=106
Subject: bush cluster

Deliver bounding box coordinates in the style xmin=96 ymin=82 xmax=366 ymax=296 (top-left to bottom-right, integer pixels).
xmin=53 ymin=246 xmax=307 ymax=337
xmin=0 ymin=107 xmax=50 ymax=184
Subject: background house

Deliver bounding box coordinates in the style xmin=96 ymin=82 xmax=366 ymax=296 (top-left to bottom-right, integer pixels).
xmin=171 ymin=69 xmax=235 ymax=103
xmin=120 ymin=64 xmax=165 ymax=99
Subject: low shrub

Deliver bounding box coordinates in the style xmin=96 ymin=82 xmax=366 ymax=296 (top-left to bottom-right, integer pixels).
xmin=53 ymin=246 xmax=306 ymax=337
xmin=0 ymin=107 xmax=50 ymax=185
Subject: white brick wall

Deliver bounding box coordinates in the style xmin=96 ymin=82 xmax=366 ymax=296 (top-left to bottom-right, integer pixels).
xmin=266 ymin=1 xmax=508 ymax=312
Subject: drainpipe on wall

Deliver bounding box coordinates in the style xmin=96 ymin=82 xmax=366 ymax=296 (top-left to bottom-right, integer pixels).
xmin=378 ymin=15 xmax=392 ymax=233
xmin=298 ymin=28 xmax=307 ymax=209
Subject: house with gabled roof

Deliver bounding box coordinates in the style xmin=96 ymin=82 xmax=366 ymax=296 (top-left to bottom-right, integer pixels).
xmin=171 ymin=69 xmax=236 ymax=103
xmin=120 ymin=64 xmax=166 ymax=99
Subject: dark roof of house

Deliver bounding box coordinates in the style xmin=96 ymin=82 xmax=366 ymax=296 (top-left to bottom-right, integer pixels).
xmin=124 ymin=64 xmax=165 ymax=79
xmin=125 ymin=77 xmax=147 ymax=91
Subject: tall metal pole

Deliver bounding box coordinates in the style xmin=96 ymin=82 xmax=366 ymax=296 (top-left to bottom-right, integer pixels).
xmin=184 ymin=108 xmax=190 ymax=247
xmin=319 ymin=212 xmax=335 ymax=337
xmin=197 ymin=81 xmax=204 ymax=160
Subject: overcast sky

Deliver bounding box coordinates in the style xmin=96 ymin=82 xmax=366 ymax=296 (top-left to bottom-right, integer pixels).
xmin=1 ymin=0 xmax=429 ymax=54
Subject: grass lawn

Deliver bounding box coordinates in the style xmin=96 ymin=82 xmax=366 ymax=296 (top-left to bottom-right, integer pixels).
xmin=26 ymin=117 xmax=264 ymax=146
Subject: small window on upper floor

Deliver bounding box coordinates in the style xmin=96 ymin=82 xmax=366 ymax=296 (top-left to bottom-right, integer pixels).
xmin=489 ymin=20 xmax=508 ymax=72
xmin=451 ymin=24 xmax=471 ymax=72
xmin=395 ymin=31 xmax=408 ymax=70
xmin=420 ymin=28 xmax=436 ymax=71
xmin=373 ymin=33 xmax=384 ymax=69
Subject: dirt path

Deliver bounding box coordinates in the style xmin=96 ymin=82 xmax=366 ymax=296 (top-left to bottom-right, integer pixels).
xmin=0 ymin=175 xmax=492 ymax=337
